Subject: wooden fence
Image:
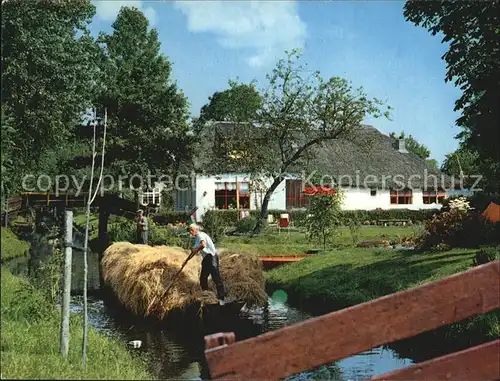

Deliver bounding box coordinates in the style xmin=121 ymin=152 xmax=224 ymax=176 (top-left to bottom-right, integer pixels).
xmin=1 ymin=192 xmax=137 ymax=218
xmin=204 ymin=260 xmax=500 ymax=380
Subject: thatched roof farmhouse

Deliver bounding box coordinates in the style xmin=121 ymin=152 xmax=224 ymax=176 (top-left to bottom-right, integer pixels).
xmin=152 ymin=121 xmax=462 ymax=218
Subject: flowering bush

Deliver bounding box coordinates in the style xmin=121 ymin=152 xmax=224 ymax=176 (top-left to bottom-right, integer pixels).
xmin=419 ymin=196 xmax=499 ymax=249
xmin=447 ymin=196 xmax=473 ymax=212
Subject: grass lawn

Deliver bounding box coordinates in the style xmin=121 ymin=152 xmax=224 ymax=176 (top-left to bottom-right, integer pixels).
xmin=265 ymin=246 xmax=499 ymax=340
xmin=73 ymin=211 xmax=99 ymax=228
xmin=1 ymin=227 xmax=30 ymax=261
xmin=219 ymin=225 xmax=420 ymax=255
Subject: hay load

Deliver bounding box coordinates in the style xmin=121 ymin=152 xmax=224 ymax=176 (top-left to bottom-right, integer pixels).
xmin=101 ymin=242 xmax=267 ymax=320
xmin=216 ymin=248 xmax=267 ymax=306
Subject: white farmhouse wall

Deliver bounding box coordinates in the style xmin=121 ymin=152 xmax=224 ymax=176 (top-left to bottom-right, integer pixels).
xmin=165 ymin=174 xmax=445 ymax=221
xmin=340 ymin=188 xmax=442 ymax=210
xmin=178 ymin=173 xmax=290 ymax=221
xmin=195 ymin=176 xmax=217 ymax=221
xmin=261 ymin=177 xmax=287 ymax=210
xmin=154 ymin=180 xmax=196 ymax=212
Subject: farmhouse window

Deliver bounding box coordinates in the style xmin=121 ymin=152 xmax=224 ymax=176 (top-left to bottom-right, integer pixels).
xmin=214 ymin=182 xmax=250 ymax=209
xmin=423 ymin=190 xmax=445 ymax=204
xmin=286 ymin=179 xmax=310 ymax=209
xmin=140 ymin=188 xmax=161 ymax=206
xmin=390 ymin=189 xmax=412 ymax=204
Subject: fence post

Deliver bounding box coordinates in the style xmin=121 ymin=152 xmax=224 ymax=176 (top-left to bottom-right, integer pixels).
xmin=60 ymin=210 xmax=73 ymax=358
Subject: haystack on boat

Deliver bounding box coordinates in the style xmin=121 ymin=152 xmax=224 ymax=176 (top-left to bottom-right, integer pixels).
xmin=101 ymin=242 xmax=267 ymax=320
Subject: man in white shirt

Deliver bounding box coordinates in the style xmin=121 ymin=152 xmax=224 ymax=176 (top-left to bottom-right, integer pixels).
xmin=188 ymin=224 xmax=226 ymax=305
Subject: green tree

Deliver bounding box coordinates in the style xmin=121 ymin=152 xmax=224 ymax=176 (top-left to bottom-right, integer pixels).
xmin=403 ymin=0 xmax=500 ymax=193
xmin=389 ymin=131 xmax=438 ymax=170
xmin=1 ymin=0 xmax=99 ymax=186
xmin=197 ymin=81 xmax=262 ymax=125
xmin=200 ymin=50 xmax=391 ymax=233
xmin=91 ymin=7 xmax=191 ymax=191
xmin=250 ymin=49 xmax=390 ymax=233
xmin=197 ymin=50 xmax=391 ymax=234
xmin=389 ymin=131 xmax=430 ymax=159
xmin=441 ymin=146 xmax=480 ymax=188
xmin=1 ymin=105 xmax=17 ymax=204
xmin=304 ymin=189 xmax=344 ymax=250
xmin=194 ymin=81 xmax=263 ymax=173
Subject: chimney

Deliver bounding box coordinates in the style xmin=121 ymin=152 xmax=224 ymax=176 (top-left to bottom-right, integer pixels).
xmin=397 ymin=138 xmax=408 ymax=153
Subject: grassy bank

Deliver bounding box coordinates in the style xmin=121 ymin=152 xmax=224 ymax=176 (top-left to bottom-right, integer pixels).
xmin=220 ymin=226 xmax=418 ymax=255
xmin=266 ymin=247 xmax=499 ymax=340
xmin=1 ymin=268 xmax=151 ymax=379
xmin=1 ymin=227 xmax=30 ymax=261
xmin=0 ymin=227 xmax=151 ymax=379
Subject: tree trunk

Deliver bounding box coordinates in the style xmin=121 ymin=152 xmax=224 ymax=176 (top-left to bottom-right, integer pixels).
xmin=252 ymin=176 xmax=284 ymax=235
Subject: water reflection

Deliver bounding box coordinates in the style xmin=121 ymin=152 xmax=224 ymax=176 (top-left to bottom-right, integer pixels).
xmin=74 ymin=294 xmax=413 ymax=380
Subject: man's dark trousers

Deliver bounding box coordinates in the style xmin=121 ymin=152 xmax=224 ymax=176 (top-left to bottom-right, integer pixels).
xmin=137 ymin=230 xmax=148 ymax=244
xmin=200 ymin=254 xmax=225 ymax=300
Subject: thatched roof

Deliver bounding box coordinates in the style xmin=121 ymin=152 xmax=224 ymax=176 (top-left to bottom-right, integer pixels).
xmin=309 ymin=125 xmax=456 ymax=189
xmin=190 ymin=121 xmax=456 ymax=189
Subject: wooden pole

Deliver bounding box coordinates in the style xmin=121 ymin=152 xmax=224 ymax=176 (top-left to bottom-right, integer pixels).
xmin=236 ymin=176 xmax=240 ymax=219
xmin=82 ymin=108 xmax=98 ymax=368
xmin=4 ymin=198 xmax=8 ymax=228
xmin=60 ymin=210 xmax=73 ymax=358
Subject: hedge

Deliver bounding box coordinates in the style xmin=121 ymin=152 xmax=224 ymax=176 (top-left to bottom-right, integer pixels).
xmin=151 ymin=211 xmax=191 ymax=225
xmin=152 ymin=208 xmax=438 ymax=227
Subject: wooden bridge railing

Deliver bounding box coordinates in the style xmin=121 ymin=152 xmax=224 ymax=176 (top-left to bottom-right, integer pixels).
xmin=204 ymin=260 xmax=500 ymax=380
xmin=1 ymin=192 xmax=139 ymax=229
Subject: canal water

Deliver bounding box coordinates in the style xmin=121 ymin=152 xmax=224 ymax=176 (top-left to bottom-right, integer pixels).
xmin=68 ymin=292 xmax=413 ymax=381
xmin=8 ymin=225 xmax=414 ymax=380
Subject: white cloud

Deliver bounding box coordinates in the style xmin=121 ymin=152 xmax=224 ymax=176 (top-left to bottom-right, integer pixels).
xmin=93 ymin=1 xmax=158 ymax=27
xmin=173 ymin=1 xmax=307 ymax=68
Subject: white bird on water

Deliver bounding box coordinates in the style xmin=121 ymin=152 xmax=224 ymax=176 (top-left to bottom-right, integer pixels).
xmin=128 ymin=340 xmax=142 ymax=348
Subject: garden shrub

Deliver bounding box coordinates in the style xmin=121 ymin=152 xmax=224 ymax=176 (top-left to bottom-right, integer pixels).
xmin=234 ymin=216 xmax=258 ymax=234
xmin=151 ymin=211 xmax=191 ymax=225
xmin=200 ymin=209 xmax=226 ymax=244
xmin=147 ymin=219 xmax=188 ymax=247
xmin=304 ymin=187 xmax=344 ymax=250
xmin=108 ymin=217 xmax=188 ymax=246
xmin=153 ymin=208 xmax=435 ymax=227
xmin=347 ymin=219 xmax=361 ymax=245
xmin=108 ymin=219 xmax=136 ymax=242
xmin=419 ymin=197 xmax=500 ymax=249
xmin=473 ymin=246 xmax=500 ymax=266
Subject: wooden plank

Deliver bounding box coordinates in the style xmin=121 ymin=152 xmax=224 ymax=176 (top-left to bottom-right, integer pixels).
xmin=205 ymin=261 xmax=500 ymax=381
xmin=367 ymin=339 xmax=500 ymax=381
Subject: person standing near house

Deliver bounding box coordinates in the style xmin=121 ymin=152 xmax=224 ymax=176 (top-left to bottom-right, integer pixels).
xmin=136 ymin=209 xmax=148 ymax=244
xmin=187 ymin=223 xmax=226 ymax=305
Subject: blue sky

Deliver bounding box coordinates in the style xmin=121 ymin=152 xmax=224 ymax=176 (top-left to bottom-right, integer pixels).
xmin=89 ymin=0 xmax=463 ymax=166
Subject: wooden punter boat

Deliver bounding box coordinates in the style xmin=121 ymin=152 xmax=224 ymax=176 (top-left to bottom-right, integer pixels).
xmin=170 ymin=299 xmax=248 ymax=336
